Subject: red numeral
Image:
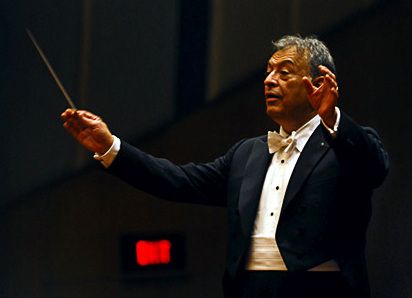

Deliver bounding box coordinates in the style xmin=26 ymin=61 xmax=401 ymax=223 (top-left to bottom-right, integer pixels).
xmin=136 ymin=240 xmax=172 ymax=266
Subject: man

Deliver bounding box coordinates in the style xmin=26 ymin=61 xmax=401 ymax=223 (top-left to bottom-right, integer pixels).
xmin=61 ymin=35 xmax=389 ymax=297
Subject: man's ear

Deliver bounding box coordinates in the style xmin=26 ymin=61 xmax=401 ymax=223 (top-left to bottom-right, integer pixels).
xmin=312 ymin=76 xmax=324 ymax=87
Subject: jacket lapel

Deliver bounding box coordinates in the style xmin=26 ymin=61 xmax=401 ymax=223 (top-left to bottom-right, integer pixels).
xmin=238 ymin=138 xmax=272 ymax=237
xmin=282 ymin=126 xmax=330 ymax=210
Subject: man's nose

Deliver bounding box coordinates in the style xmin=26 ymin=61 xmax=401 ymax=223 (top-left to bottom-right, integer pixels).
xmin=264 ymin=71 xmax=279 ymax=86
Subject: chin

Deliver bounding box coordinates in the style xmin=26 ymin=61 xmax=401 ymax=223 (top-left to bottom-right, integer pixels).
xmin=266 ymin=105 xmax=282 ymax=116
xmin=266 ymin=108 xmax=283 ymax=123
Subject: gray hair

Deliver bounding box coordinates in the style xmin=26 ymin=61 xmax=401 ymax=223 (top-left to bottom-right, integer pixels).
xmin=272 ymin=35 xmax=336 ymax=78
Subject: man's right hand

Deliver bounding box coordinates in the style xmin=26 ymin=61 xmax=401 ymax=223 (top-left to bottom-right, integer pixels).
xmin=61 ymin=109 xmax=114 ymax=155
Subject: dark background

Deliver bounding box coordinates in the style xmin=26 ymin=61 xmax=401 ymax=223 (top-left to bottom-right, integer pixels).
xmin=1 ymin=0 xmax=411 ymax=297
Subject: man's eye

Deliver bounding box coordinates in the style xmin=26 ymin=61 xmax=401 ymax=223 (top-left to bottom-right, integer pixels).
xmin=264 ymin=69 xmax=291 ymax=80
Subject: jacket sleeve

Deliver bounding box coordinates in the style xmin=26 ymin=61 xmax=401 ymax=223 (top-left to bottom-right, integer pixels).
xmin=106 ymin=139 xmax=246 ymax=207
xmin=321 ymin=111 xmax=389 ymax=189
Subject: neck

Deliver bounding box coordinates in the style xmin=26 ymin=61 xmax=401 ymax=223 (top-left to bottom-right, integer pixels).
xmin=276 ymin=112 xmax=317 ymax=134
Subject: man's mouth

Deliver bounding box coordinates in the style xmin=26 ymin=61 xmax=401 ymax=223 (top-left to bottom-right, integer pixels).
xmin=265 ymin=92 xmax=282 ymax=102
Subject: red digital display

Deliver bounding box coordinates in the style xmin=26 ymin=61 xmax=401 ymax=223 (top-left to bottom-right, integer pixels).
xmin=121 ymin=234 xmax=184 ymax=272
xmin=136 ymin=240 xmax=172 ymax=266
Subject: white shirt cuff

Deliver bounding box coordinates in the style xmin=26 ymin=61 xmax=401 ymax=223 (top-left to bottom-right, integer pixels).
xmin=93 ymin=135 xmax=121 ymax=168
xmin=321 ymin=107 xmax=340 ymax=137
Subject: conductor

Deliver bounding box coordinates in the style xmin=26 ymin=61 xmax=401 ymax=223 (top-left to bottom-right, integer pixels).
xmin=61 ymin=35 xmax=389 ymax=298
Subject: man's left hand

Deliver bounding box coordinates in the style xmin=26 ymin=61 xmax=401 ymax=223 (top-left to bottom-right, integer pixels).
xmin=302 ymin=65 xmax=339 ymax=128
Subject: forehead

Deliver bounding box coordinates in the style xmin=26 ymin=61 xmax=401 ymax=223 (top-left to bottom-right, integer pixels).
xmin=267 ymin=47 xmax=308 ymax=69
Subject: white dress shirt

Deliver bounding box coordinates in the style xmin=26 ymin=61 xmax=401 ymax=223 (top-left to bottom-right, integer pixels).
xmin=246 ymin=109 xmax=341 ymax=271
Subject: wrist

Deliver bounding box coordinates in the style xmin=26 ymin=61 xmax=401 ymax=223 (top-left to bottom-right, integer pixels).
xmin=97 ymin=135 xmax=115 ymax=155
xmin=322 ymin=110 xmax=337 ymax=128
xmin=94 ymin=135 xmax=120 ymax=168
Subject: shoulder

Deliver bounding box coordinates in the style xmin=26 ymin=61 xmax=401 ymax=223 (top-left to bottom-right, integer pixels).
xmin=230 ymin=135 xmax=267 ymax=153
xmin=222 ymin=135 xmax=268 ymax=165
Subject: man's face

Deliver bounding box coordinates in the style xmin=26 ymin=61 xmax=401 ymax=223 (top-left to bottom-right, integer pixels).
xmin=264 ymin=47 xmax=315 ymax=131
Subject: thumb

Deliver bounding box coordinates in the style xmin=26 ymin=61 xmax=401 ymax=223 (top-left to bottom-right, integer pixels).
xmin=302 ymin=76 xmax=315 ymax=95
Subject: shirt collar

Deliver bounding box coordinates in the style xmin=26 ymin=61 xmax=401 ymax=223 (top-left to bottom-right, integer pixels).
xmin=279 ymin=114 xmax=321 ymax=152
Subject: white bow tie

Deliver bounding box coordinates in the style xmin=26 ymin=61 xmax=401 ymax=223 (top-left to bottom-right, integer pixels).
xmin=267 ymin=130 xmax=297 ymax=158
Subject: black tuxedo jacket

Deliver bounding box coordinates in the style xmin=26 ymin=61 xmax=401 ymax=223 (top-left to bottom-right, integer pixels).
xmin=108 ymin=112 xmax=389 ymax=297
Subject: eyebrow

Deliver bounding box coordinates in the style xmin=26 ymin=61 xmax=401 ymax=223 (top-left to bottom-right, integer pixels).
xmin=267 ymin=59 xmax=295 ymax=68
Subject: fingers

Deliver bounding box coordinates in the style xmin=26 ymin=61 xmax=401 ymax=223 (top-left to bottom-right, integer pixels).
xmin=63 ymin=116 xmax=88 ymax=139
xmin=318 ymin=65 xmax=336 ymax=80
xmin=325 ymin=74 xmax=338 ymax=88
xmin=61 ymin=109 xmax=102 ymax=138
xmin=63 ymin=120 xmax=82 ymax=140
xmin=319 ymin=65 xmax=338 ymax=86
xmin=61 ymin=109 xmax=100 ymax=122
xmin=324 ymin=75 xmax=339 ymax=99
xmin=60 ymin=108 xmax=76 ymax=121
xmin=61 ymin=109 xmax=100 ymax=125
xmin=318 ymin=65 xmax=339 ymax=98
xmin=76 ymin=110 xmax=101 ymax=121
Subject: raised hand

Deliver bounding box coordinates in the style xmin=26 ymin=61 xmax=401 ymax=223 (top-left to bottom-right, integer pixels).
xmin=61 ymin=109 xmax=114 ymax=155
xmin=302 ymin=65 xmax=339 ymax=128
